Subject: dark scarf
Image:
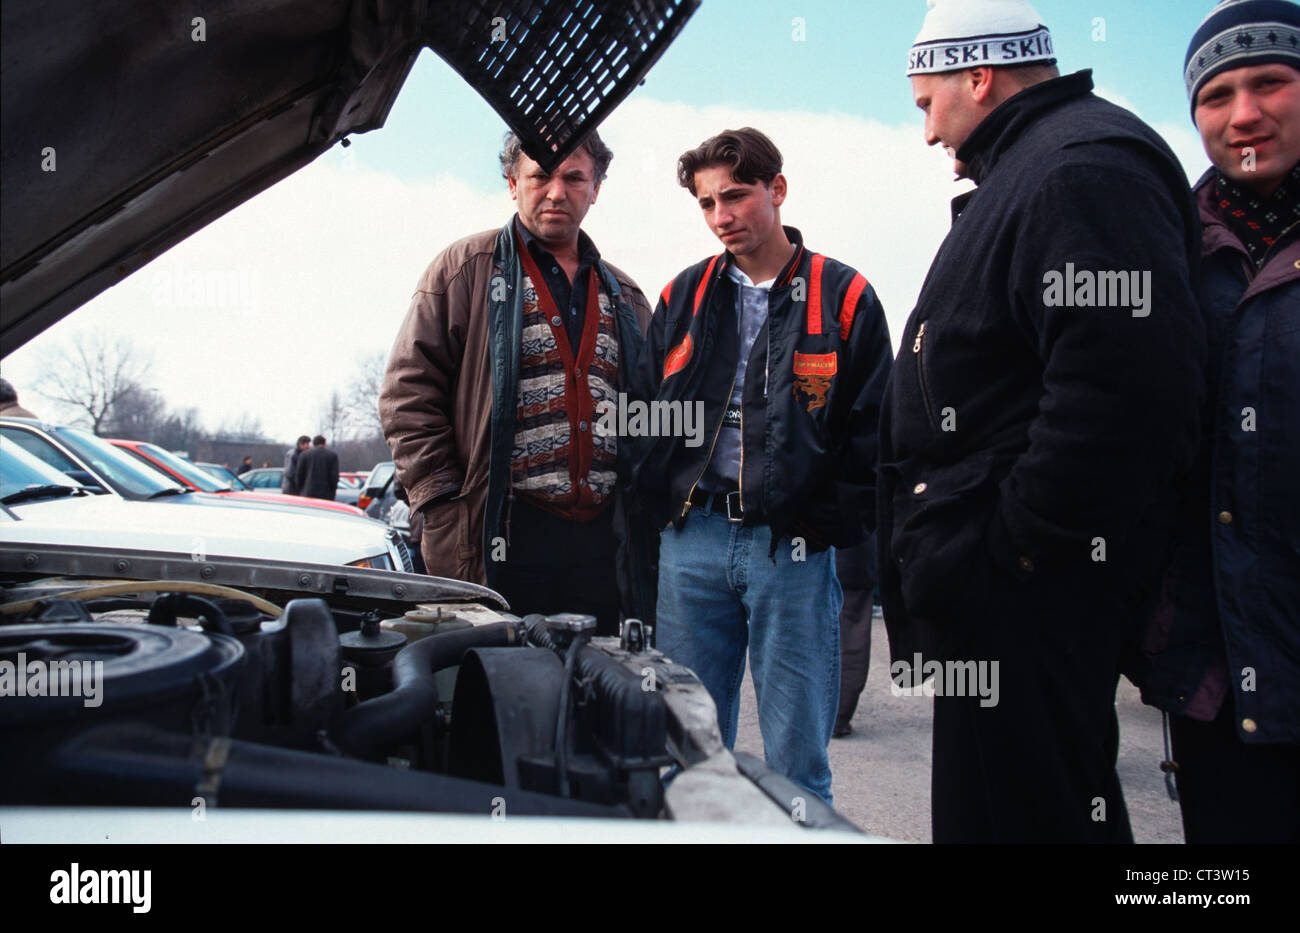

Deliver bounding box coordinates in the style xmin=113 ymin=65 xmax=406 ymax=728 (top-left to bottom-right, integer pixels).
xmin=1213 ymin=161 xmax=1300 ymax=268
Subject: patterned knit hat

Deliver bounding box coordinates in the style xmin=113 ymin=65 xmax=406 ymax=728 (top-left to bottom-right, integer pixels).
xmin=907 ymin=0 xmax=1055 ymax=76
xmin=1185 ymin=0 xmax=1300 ymax=112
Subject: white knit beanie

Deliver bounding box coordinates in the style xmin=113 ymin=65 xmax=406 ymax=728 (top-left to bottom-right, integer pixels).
xmin=907 ymin=0 xmax=1056 ymax=75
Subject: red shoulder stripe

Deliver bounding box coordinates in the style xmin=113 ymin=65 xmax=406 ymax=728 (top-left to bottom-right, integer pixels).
xmin=693 ymin=254 xmax=721 ymax=317
xmin=806 ymin=254 xmax=825 ymax=335
xmin=660 ymin=281 xmax=672 ymax=307
xmin=840 ymin=273 xmax=868 ymax=340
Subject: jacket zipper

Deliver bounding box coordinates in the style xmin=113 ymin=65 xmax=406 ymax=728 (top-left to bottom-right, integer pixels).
xmin=746 ymin=341 xmax=769 ymax=515
xmin=738 ymin=406 xmax=745 ymax=513
xmin=1253 ymin=218 xmax=1300 ymax=273
xmin=681 ymin=369 xmax=738 ymax=519
xmin=912 ymin=321 xmax=940 ymax=433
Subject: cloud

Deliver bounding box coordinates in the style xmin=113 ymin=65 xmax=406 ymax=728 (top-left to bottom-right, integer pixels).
xmin=3 ymin=94 xmax=1209 ymax=444
xmin=4 ymin=164 xmax=516 ymax=442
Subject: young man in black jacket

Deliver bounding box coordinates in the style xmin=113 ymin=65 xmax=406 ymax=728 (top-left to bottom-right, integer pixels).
xmin=883 ymin=0 xmax=1206 ymax=842
xmin=628 ymin=128 xmax=893 ymax=805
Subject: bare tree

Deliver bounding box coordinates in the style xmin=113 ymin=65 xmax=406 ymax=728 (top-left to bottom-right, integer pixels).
xmin=214 ymin=412 xmax=268 ymax=443
xmin=317 ymin=389 xmax=350 ymax=443
xmin=99 ymin=381 xmax=166 ymax=439
xmin=35 ymin=332 xmax=153 ymax=434
xmin=343 ymin=350 xmax=387 ymax=440
xmin=153 ymin=407 xmax=207 ymax=453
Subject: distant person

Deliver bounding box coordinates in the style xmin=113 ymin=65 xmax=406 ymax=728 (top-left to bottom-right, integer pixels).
xmin=282 ymin=435 xmax=310 ymax=494
xmin=1135 ymin=0 xmax=1300 ymax=845
xmin=0 ymin=378 xmax=37 ymax=418
xmin=237 ymin=456 xmax=253 ymax=476
xmin=296 ymin=435 xmax=339 ymax=500
xmin=833 ymin=533 xmax=877 ymax=739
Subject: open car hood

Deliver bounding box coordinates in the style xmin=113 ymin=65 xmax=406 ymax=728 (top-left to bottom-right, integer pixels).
xmin=0 ymin=0 xmax=697 ymax=352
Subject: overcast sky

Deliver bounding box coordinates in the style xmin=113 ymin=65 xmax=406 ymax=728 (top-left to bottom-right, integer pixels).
xmin=1 ymin=0 xmax=1221 ymax=444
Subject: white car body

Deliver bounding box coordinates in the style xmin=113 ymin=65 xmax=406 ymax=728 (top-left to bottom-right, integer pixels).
xmin=0 ymin=491 xmax=405 ymax=569
xmin=0 ymin=438 xmax=407 ymax=569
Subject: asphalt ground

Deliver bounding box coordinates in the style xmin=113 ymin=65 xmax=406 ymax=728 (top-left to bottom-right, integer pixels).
xmin=733 ymin=614 xmax=1186 ymax=843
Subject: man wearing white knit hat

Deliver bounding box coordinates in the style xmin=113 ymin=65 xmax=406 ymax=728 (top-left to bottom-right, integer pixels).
xmin=878 ymin=0 xmax=1207 ymax=842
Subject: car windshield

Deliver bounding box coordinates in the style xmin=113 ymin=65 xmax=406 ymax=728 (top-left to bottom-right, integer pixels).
xmin=244 ymin=469 xmax=282 ymax=490
xmin=201 ymin=463 xmax=247 ymax=489
xmin=127 ymin=443 xmax=225 ymax=492
xmin=50 ymin=425 xmax=187 ymax=499
xmin=0 ymin=437 xmax=87 ymax=500
xmin=364 ymin=462 xmax=395 ymax=493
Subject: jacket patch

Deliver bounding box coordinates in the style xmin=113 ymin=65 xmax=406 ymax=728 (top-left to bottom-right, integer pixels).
xmin=664 ymin=334 xmax=693 ymax=379
xmin=793 ymin=351 xmax=836 ymax=412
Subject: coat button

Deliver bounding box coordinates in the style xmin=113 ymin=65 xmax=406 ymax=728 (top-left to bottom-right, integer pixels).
xmin=578 ymin=477 xmax=587 ymax=488
xmin=1242 ymin=717 xmax=1258 ymax=733
xmin=1218 ymin=510 xmax=1233 ymax=525
xmin=1293 ymin=260 xmax=1300 ymax=270
xmin=1018 ymin=556 xmax=1035 ymax=573
xmin=579 ymin=421 xmax=588 ymax=432
xmin=574 ymin=368 xmax=582 ymax=377
xmin=913 ymin=482 xmax=928 ymax=494
xmin=551 ymin=315 xmax=562 ymax=327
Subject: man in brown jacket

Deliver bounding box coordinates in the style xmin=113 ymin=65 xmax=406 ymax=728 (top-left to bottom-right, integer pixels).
xmin=379 ymin=130 xmax=653 ymax=634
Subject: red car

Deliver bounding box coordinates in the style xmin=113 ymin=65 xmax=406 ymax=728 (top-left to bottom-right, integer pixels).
xmin=109 ymin=439 xmax=367 ymax=517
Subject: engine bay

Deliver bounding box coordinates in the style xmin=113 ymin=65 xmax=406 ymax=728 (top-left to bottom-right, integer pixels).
xmin=0 ymin=542 xmax=859 ymax=833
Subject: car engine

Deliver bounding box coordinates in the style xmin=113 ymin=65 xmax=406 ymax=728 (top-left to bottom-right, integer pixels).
xmin=0 ymin=542 xmax=859 ymax=832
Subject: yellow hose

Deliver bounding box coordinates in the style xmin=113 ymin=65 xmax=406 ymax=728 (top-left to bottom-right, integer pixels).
xmin=0 ymin=580 xmax=282 ymax=618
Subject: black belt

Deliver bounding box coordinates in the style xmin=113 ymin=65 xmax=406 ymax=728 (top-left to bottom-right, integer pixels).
xmin=689 ymin=487 xmax=763 ymax=524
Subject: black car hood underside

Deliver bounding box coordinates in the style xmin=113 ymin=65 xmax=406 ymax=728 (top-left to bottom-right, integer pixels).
xmin=0 ymin=0 xmax=696 ymax=352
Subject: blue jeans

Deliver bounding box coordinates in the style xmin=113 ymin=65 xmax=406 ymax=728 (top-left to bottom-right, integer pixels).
xmin=657 ymin=504 xmax=842 ymax=805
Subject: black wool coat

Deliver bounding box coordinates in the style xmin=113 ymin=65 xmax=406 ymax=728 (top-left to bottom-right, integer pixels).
xmin=296 ymin=445 xmax=340 ymax=500
xmin=878 ymin=70 xmax=1207 ymax=667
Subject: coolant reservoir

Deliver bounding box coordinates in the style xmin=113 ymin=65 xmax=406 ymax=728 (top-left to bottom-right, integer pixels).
xmin=381 ymin=601 xmax=513 ymax=642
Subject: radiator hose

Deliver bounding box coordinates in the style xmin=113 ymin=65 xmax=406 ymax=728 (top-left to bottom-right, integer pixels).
xmin=333 ymin=622 xmax=517 ymax=760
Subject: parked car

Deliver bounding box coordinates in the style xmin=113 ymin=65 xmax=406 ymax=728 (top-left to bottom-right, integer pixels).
xmin=111 ymin=438 xmax=366 ymax=517
xmin=245 ymin=465 xmax=361 ymax=506
xmin=359 ymin=460 xmax=398 ymax=518
xmin=1 ymin=417 xmax=189 ymax=500
xmin=197 ymin=461 xmax=250 ymax=490
xmin=240 ymin=466 xmax=287 ymax=493
xmin=335 ymin=478 xmax=362 ymax=507
xmin=1 ymin=439 xmax=408 ymax=570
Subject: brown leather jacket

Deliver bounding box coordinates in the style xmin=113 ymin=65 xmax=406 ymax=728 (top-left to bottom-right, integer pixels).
xmin=379 ymin=221 xmax=652 ymax=586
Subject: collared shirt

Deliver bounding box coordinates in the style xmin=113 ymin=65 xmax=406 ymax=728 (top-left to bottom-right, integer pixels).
xmin=700 ymin=265 xmax=773 ymax=491
xmin=514 ymin=216 xmax=601 ymax=351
